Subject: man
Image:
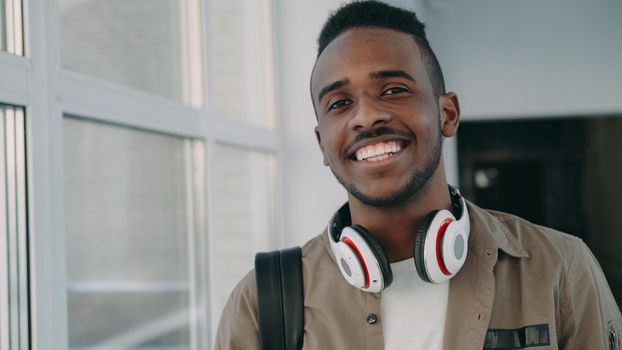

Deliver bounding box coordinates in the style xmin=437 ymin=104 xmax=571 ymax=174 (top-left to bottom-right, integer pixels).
xmin=215 ymin=1 xmax=622 ymax=349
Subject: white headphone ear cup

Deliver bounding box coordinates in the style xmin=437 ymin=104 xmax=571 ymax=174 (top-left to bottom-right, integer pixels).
xmin=338 ymin=227 xmax=386 ymax=293
xmin=441 ymin=223 xmax=468 ymax=274
xmin=421 ymin=209 xmax=456 ymax=284
xmin=332 ymin=238 xmax=366 ymax=289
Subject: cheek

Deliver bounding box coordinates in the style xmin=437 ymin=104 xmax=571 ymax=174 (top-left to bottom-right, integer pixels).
xmin=318 ymin=125 xmax=345 ymax=162
xmin=424 ymin=124 xmax=443 ymax=154
xmin=323 ymin=139 xmax=341 ymax=165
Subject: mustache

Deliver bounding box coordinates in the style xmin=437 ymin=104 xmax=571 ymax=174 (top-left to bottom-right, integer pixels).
xmin=351 ymin=126 xmax=414 ymax=145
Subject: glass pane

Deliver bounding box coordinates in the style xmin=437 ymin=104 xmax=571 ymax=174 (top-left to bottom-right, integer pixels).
xmin=0 ymin=103 xmax=28 ymax=350
xmin=59 ymin=0 xmax=204 ymax=107
xmin=212 ymin=144 xmax=277 ymax=311
xmin=0 ymin=0 xmax=24 ymax=55
xmin=206 ymin=0 xmax=274 ymax=128
xmin=0 ymin=0 xmax=5 ymax=51
xmin=63 ymin=117 xmax=206 ymax=349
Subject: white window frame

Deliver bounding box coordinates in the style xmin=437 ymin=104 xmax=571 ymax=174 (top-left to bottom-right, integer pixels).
xmin=0 ymin=0 xmax=284 ymax=348
xmin=2 ymin=0 xmax=24 ymax=55
xmin=0 ymin=104 xmax=29 ymax=350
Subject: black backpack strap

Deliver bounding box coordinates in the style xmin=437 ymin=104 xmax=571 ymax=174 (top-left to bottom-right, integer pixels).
xmin=255 ymin=247 xmax=304 ymax=350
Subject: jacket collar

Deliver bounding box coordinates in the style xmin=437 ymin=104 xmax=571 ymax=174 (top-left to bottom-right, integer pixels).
xmin=466 ymin=200 xmax=529 ymax=261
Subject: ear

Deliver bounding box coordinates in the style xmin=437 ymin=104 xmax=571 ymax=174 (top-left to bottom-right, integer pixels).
xmin=439 ymin=92 xmax=460 ymax=137
xmin=314 ymin=126 xmax=329 ymax=166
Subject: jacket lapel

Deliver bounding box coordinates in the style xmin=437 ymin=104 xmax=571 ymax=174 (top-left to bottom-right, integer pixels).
xmin=443 ymin=202 xmax=500 ymax=349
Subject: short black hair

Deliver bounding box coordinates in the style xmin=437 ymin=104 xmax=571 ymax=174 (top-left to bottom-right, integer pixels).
xmin=316 ymin=0 xmax=445 ymax=97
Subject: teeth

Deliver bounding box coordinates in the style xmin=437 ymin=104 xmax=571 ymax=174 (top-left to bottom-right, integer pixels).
xmin=355 ymin=141 xmax=403 ymax=162
xmin=375 ymin=144 xmax=385 ymax=156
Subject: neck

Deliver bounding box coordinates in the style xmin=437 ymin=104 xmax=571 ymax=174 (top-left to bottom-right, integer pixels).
xmin=348 ymin=174 xmax=452 ymax=263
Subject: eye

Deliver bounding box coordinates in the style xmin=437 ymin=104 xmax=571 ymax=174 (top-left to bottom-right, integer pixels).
xmin=381 ymin=86 xmax=410 ymax=96
xmin=327 ymin=99 xmax=353 ymax=111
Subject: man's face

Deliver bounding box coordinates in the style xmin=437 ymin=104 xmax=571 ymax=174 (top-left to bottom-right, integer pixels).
xmin=311 ymin=27 xmax=453 ymax=207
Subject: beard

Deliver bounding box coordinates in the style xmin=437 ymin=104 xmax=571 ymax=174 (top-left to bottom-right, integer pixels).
xmin=333 ymin=126 xmax=443 ymax=208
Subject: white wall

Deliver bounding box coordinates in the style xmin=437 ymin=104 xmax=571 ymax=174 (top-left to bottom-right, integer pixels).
xmin=422 ymin=0 xmax=622 ymax=120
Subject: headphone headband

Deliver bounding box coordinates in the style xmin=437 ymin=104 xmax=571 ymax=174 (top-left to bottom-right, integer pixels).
xmin=328 ymin=202 xmax=351 ymax=243
xmin=329 ymin=185 xmax=467 ymax=243
xmin=449 ymin=185 xmax=470 ymax=236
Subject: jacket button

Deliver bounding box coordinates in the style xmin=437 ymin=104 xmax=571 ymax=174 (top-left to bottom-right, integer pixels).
xmin=367 ymin=313 xmax=377 ymax=324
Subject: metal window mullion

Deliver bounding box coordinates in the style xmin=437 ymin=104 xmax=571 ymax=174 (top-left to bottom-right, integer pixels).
xmin=13 ymin=109 xmax=27 ymax=350
xmin=200 ymin=0 xmax=213 ymax=110
xmin=183 ymin=140 xmax=198 ymax=350
xmin=5 ymin=0 xmax=12 ymax=54
xmin=11 ymin=0 xmax=23 ymax=56
xmin=0 ymin=1 xmax=5 ymax=51
xmin=205 ymin=138 xmax=220 ymax=343
xmin=4 ymin=0 xmax=13 ymax=53
xmin=0 ymin=108 xmax=10 ymax=350
xmin=182 ymin=139 xmax=209 ymax=350
xmin=191 ymin=140 xmax=208 ymax=350
xmin=178 ymin=0 xmax=203 ymax=108
xmin=4 ymin=108 xmax=19 ymax=350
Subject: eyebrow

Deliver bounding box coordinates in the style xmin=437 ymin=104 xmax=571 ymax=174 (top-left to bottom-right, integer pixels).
xmin=316 ymin=70 xmax=415 ymax=103
xmin=370 ymin=70 xmax=416 ymax=82
xmin=317 ymin=79 xmax=349 ymax=103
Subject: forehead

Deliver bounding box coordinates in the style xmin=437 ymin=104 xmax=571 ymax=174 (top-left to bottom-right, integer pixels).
xmin=311 ymin=27 xmax=426 ymax=94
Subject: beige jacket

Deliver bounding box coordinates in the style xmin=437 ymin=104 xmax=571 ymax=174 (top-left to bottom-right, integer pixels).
xmin=215 ymin=202 xmax=622 ymax=349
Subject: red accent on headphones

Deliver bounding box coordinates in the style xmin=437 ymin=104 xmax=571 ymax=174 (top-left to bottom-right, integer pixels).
xmin=436 ymin=218 xmax=453 ymax=276
xmin=342 ymin=236 xmax=371 ymax=289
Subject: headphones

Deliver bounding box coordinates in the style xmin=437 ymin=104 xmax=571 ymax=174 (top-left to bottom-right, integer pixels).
xmin=328 ymin=186 xmax=470 ymax=293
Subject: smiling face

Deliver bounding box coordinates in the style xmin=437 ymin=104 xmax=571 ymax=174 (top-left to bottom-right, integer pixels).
xmin=312 ymin=27 xmax=459 ymax=207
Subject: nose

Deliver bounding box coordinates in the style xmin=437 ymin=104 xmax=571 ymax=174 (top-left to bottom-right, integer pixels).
xmin=347 ymin=96 xmax=391 ymax=130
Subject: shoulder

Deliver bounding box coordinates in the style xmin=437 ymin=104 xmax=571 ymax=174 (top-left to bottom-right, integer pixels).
xmin=301 ymin=231 xmax=332 ymax=264
xmin=213 ymin=270 xmax=259 ymax=350
xmin=475 ymin=205 xmax=621 ymax=347
xmin=300 ymin=232 xmax=344 ymax=295
xmin=481 ymin=205 xmax=587 ymax=264
xmin=484 ymin=207 xmax=604 ymax=287
xmin=214 ymin=233 xmax=326 ymax=350
xmin=469 ymin=202 xmax=606 ymax=302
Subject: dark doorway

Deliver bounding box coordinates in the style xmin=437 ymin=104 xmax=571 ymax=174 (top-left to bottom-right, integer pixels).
xmin=471 ymin=160 xmax=544 ymax=227
xmin=458 ymin=116 xmax=622 ymax=306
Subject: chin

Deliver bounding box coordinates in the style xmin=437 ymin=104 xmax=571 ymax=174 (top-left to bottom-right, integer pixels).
xmin=351 ymin=187 xmax=416 ymax=208
xmin=338 ymin=179 xmax=416 ymax=207
xmin=334 ymin=166 xmax=438 ymax=208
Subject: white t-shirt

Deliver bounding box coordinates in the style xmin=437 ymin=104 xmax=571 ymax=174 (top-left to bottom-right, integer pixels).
xmin=381 ymin=259 xmax=449 ymax=350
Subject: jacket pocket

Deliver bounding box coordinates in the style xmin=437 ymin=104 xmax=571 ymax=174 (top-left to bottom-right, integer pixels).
xmin=484 ymin=324 xmax=551 ymax=349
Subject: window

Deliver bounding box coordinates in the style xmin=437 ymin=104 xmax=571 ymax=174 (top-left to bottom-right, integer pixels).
xmin=212 ymin=145 xmax=277 ymax=313
xmin=0 ymin=104 xmax=28 ymax=350
xmin=1 ymin=0 xmax=280 ymax=348
xmin=0 ymin=0 xmax=24 ymax=55
xmin=63 ymin=117 xmax=207 ymax=349
xmin=59 ymin=0 xmax=204 ymax=107
xmin=206 ymin=0 xmax=275 ymax=128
